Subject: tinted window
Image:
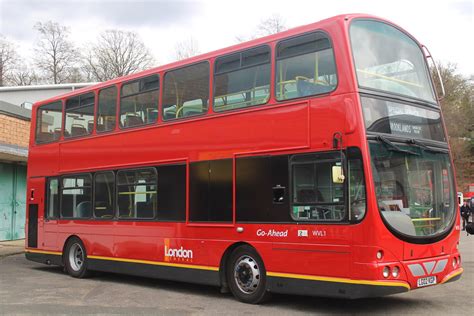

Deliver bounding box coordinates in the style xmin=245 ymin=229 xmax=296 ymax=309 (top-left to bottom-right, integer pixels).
xmin=157 ymin=164 xmax=186 ymax=221
xmin=117 ymin=168 xmax=157 ymax=219
xmin=276 ymin=32 xmax=337 ymax=100
xmin=163 ymin=62 xmax=209 ymax=120
xmin=65 ymin=93 xmax=95 ymax=138
xmin=35 ymin=101 xmax=62 ymax=144
xmin=46 ymin=178 xmax=59 ymax=219
xmin=120 ymin=75 xmax=159 ymax=128
xmin=291 ymin=153 xmax=345 ymax=221
xmin=236 ymin=155 xmax=292 ymax=222
xmin=189 ymin=159 xmax=232 ymax=222
xmin=97 ymin=86 xmax=117 ymax=133
xmin=60 ymin=174 xmax=92 ymax=218
xmin=214 ymin=46 xmax=270 ymax=112
xmin=94 ymin=171 xmax=115 ymax=218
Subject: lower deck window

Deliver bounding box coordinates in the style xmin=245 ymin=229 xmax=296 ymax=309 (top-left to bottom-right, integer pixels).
xmin=46 ymin=178 xmax=59 ymax=219
xmin=94 ymin=172 xmax=115 ymax=218
xmin=291 ymin=154 xmax=345 ymax=221
xmin=117 ymin=168 xmax=157 ymax=219
xmin=60 ymin=175 xmax=92 ymax=218
xmin=189 ymin=159 xmax=233 ymax=222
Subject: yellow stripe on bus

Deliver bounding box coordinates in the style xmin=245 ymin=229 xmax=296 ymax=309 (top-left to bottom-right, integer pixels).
xmin=266 ymin=271 xmax=411 ymax=289
xmin=441 ymin=268 xmax=463 ymax=284
xmin=87 ymin=255 xmax=219 ymax=272
xmin=24 ymin=249 xmax=218 ymax=271
xmin=25 ymin=249 xmax=62 ymax=256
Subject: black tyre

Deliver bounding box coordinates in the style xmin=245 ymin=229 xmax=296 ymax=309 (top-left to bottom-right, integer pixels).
xmin=64 ymin=237 xmax=90 ymax=278
xmin=226 ymin=245 xmax=270 ymax=304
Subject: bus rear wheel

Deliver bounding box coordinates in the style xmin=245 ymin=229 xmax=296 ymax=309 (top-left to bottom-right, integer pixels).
xmin=64 ymin=237 xmax=90 ymax=278
xmin=226 ymin=245 xmax=270 ymax=304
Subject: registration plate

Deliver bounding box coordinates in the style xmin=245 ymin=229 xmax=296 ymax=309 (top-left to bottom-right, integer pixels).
xmin=417 ymin=276 xmax=437 ymax=287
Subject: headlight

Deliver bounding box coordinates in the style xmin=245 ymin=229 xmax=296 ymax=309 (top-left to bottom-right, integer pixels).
xmin=383 ymin=266 xmax=390 ymax=278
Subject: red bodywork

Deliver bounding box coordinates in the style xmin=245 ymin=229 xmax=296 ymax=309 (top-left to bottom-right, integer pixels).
xmin=25 ymin=14 xmax=462 ymax=297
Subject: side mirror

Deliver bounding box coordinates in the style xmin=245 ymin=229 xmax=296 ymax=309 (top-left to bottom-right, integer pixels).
xmin=332 ymin=165 xmax=345 ymax=184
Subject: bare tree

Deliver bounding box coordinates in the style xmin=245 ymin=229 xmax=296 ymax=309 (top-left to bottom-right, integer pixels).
xmin=173 ymin=37 xmax=200 ymax=61
xmin=84 ymin=30 xmax=154 ymax=82
xmin=0 ymin=35 xmax=18 ymax=86
xmin=33 ymin=21 xmax=79 ymax=84
xmin=236 ymin=14 xmax=288 ymax=43
xmin=257 ymin=14 xmax=287 ymax=36
xmin=8 ymin=64 xmax=39 ymax=86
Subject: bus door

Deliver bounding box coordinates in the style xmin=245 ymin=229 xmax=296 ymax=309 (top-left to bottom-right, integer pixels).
xmin=42 ymin=177 xmax=60 ymax=249
xmin=26 ymin=177 xmax=45 ymax=249
xmin=114 ymin=168 xmax=159 ymax=261
xmin=284 ymin=151 xmax=353 ymax=278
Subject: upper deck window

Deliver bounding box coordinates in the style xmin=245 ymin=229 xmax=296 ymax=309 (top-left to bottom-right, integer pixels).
xmin=214 ymin=46 xmax=270 ymax=112
xmin=35 ymin=101 xmax=63 ymax=144
xmin=162 ymin=62 xmax=209 ymax=120
xmin=120 ymin=75 xmax=159 ymax=128
xmin=276 ymin=32 xmax=337 ymax=101
xmin=65 ymin=93 xmax=95 ymax=138
xmin=97 ymin=86 xmax=117 ymax=133
xmin=350 ymin=20 xmax=436 ymax=103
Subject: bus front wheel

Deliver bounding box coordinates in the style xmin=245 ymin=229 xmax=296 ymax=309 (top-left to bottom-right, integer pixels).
xmin=64 ymin=237 xmax=90 ymax=278
xmin=226 ymin=245 xmax=270 ymax=304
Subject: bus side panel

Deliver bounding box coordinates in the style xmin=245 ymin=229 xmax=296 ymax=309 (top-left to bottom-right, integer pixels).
xmin=114 ymin=221 xmax=159 ymax=261
xmin=27 ymin=143 xmax=60 ymax=178
xmin=56 ymin=103 xmax=311 ymax=174
xmin=203 ymin=225 xmax=351 ymax=278
xmin=56 ymin=220 xmax=115 ymax=258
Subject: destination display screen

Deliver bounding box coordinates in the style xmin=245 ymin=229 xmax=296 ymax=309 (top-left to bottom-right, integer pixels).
xmin=361 ymin=96 xmax=446 ymax=142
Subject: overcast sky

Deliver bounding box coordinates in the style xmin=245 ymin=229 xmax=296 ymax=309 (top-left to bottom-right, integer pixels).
xmin=0 ymin=0 xmax=473 ymax=76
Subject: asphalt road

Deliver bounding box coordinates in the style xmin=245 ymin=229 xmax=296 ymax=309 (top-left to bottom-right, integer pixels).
xmin=1 ymin=234 xmax=473 ymax=315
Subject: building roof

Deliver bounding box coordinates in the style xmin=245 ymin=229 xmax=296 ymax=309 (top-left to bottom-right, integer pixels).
xmin=0 ymin=82 xmax=97 ymax=93
xmin=0 ymin=100 xmax=31 ymax=120
xmin=0 ymin=142 xmax=28 ymax=162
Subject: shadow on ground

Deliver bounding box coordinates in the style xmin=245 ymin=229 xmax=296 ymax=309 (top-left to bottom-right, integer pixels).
xmin=31 ymin=264 xmax=429 ymax=314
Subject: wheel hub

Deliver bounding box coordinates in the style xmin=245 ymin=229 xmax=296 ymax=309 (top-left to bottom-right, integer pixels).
xmin=234 ymin=255 xmax=260 ymax=294
xmin=69 ymin=243 xmax=84 ymax=272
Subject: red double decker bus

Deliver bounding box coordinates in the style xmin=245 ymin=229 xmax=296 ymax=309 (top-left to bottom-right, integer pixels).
xmin=25 ymin=14 xmax=462 ymax=304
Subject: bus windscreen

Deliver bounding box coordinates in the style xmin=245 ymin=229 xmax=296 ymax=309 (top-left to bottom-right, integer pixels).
xmin=350 ymin=20 xmax=436 ymax=103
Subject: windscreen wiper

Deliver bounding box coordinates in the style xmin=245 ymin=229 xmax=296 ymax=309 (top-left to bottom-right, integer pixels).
xmin=376 ymin=136 xmax=419 ymax=155
xmin=407 ymin=139 xmax=446 ymax=154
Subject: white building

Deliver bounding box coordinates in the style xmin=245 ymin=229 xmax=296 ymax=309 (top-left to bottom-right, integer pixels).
xmin=0 ymin=82 xmax=98 ymax=108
